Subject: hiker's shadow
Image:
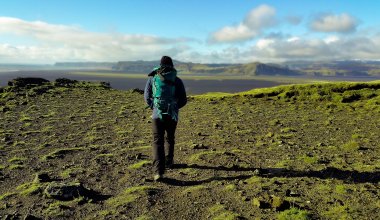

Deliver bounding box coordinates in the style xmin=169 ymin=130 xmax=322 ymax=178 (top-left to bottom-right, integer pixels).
xmin=161 ymin=164 xmax=380 ymax=186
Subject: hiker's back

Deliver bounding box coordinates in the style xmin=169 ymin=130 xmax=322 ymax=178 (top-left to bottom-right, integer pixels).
xmin=152 ymin=66 xmax=177 ymax=116
xmin=143 ymin=55 xmax=187 ymax=181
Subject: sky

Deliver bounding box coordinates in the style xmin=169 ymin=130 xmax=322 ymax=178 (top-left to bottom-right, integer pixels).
xmin=1 ymin=0 xmax=380 ymax=64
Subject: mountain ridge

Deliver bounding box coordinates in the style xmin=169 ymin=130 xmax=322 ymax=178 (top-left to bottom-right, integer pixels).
xmin=52 ymin=60 xmax=380 ymax=77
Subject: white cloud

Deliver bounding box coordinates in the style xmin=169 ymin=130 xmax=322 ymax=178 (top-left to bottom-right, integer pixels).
xmin=249 ymin=34 xmax=380 ymax=61
xmin=210 ymin=24 xmax=257 ymax=43
xmin=324 ymin=36 xmax=339 ymax=44
xmin=0 ymin=17 xmax=194 ymax=63
xmin=310 ymin=13 xmax=358 ymax=33
xmin=190 ymin=34 xmax=380 ymax=63
xmin=209 ymin=4 xmax=276 ymax=43
xmin=243 ymin=4 xmax=276 ymax=29
xmin=1 ymin=16 xmax=380 ymax=64
xmin=256 ymin=39 xmax=275 ymax=49
xmin=287 ymin=37 xmax=300 ymax=42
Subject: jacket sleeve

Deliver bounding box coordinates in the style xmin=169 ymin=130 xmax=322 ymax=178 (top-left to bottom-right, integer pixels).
xmin=144 ymin=77 xmax=153 ymax=109
xmin=175 ymin=77 xmax=187 ymax=109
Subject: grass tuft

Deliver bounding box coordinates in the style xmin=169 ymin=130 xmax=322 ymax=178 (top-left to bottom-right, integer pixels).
xmin=277 ymin=207 xmax=310 ymax=220
xmin=105 ymin=186 xmax=158 ymax=208
xmin=16 ymin=182 xmax=42 ymax=196
xmin=128 ymin=160 xmax=151 ymax=169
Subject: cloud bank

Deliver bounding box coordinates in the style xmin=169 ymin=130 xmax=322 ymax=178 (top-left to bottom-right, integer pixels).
xmin=0 ymin=7 xmax=379 ymax=64
xmin=310 ymin=13 xmax=358 ymax=33
xmin=0 ymin=17 xmax=193 ymax=63
xmin=197 ymin=34 xmax=380 ymax=63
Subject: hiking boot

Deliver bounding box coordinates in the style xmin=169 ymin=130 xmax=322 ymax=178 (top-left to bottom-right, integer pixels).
xmin=154 ymin=174 xmax=163 ymax=182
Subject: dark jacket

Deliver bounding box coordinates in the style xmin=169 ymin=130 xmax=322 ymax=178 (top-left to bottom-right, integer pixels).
xmin=144 ymin=75 xmax=187 ymax=120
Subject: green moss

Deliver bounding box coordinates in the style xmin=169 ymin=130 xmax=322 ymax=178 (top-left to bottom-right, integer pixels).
xmin=269 ymin=119 xmax=281 ymax=126
xmin=182 ymin=185 xmax=206 ymax=194
xmin=42 ymin=201 xmax=66 ymax=217
xmin=299 ymin=155 xmax=318 ymax=164
xmin=95 ymin=153 xmax=114 ymax=158
xmin=351 ymin=162 xmax=376 ymax=172
xmin=42 ymin=110 xmax=57 ymax=118
xmin=208 ymin=204 xmax=240 ymax=220
xmin=277 ymin=207 xmax=310 ymax=220
xmin=275 ymin=159 xmax=292 ymax=168
xmin=16 ymin=182 xmax=42 ymax=196
xmin=9 ymin=164 xmax=24 ymax=170
xmin=38 ymin=143 xmax=52 ymax=149
xmin=12 ymin=141 xmax=26 ymax=147
xmin=96 ymin=210 xmax=114 ymax=217
xmin=281 ymin=127 xmax=296 ymax=133
xmin=84 ymin=132 xmax=103 ymax=143
xmin=335 ymin=185 xmax=346 ymax=194
xmin=190 ymin=150 xmax=225 ymax=161
xmin=0 ymin=192 xmax=16 ymax=200
xmin=224 ymin=184 xmax=237 ymax=191
xmin=209 ymin=203 xmax=225 ymax=214
xmin=125 ymin=145 xmax=151 ymax=151
xmin=60 ymin=167 xmax=82 ymax=178
xmin=41 ymin=126 xmax=54 ymax=133
xmin=22 ymin=122 xmax=32 ymax=127
xmin=180 ymin=168 xmax=198 ymax=175
xmin=323 ymin=204 xmax=351 ymax=219
xmin=342 ymin=140 xmax=360 ymax=151
xmin=315 ymin=184 xmax=331 ymax=192
xmin=8 ymin=157 xmax=26 ymax=163
xmin=19 ymin=113 xmax=33 ymax=122
xmin=279 ymin=134 xmax=294 ymax=139
xmin=265 ymin=132 xmax=274 ymax=138
xmin=196 ymin=81 xmax=380 ymax=109
xmin=246 ymin=176 xmax=261 ymax=185
xmin=106 ymin=186 xmax=158 ymax=208
xmin=21 ymin=130 xmax=41 ymax=136
xmin=351 ymin=134 xmax=362 ymax=139
xmin=195 ymin=92 xmax=232 ymax=99
xmin=128 ymin=160 xmax=151 ymax=169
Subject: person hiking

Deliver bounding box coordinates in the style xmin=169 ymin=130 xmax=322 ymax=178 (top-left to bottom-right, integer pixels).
xmin=144 ymin=56 xmax=187 ymax=181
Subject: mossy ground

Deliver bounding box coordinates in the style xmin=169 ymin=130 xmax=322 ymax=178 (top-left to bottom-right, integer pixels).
xmin=0 ymin=80 xmax=379 ymax=219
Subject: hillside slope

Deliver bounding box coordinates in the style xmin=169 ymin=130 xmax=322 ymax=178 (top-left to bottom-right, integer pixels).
xmin=0 ymin=79 xmax=379 ymax=219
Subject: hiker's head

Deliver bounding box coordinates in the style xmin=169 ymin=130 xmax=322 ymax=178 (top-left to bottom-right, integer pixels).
xmin=160 ymin=56 xmax=174 ymax=67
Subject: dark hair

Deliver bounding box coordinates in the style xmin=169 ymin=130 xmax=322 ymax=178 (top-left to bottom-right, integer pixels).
xmin=160 ymin=56 xmax=174 ymax=67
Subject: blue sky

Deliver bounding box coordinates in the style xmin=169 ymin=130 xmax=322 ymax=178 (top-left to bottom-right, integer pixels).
xmin=1 ymin=0 xmax=380 ymax=63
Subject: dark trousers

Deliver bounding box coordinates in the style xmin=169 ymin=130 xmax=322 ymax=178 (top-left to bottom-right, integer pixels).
xmin=152 ymin=115 xmax=177 ymax=175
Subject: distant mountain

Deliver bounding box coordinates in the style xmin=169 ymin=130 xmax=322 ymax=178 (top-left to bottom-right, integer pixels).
xmin=112 ymin=60 xmax=301 ymax=76
xmin=112 ymin=60 xmax=158 ymax=73
xmin=227 ymin=62 xmax=301 ymax=76
xmin=283 ymin=60 xmax=380 ymax=76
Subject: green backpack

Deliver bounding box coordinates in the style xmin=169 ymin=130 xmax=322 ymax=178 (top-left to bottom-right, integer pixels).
xmin=152 ymin=66 xmax=178 ymax=121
